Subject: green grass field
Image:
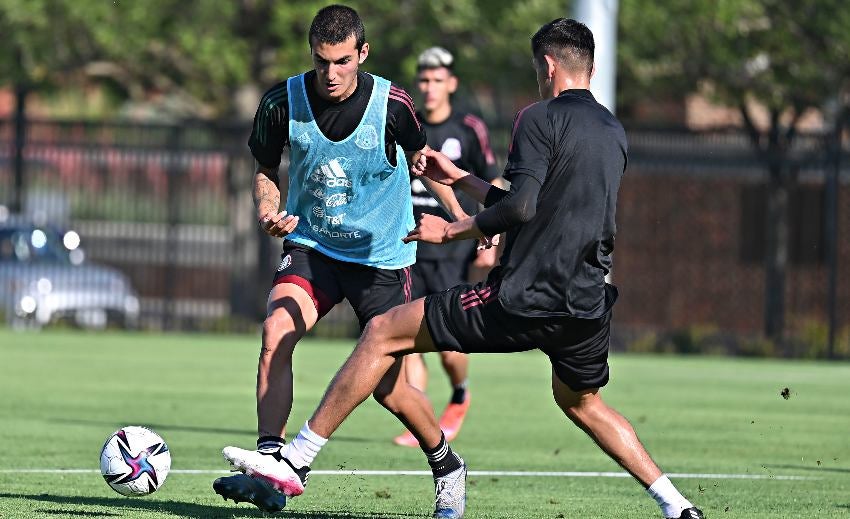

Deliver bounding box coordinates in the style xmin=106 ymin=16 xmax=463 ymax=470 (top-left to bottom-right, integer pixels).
xmin=1 ymin=329 xmax=849 ymax=518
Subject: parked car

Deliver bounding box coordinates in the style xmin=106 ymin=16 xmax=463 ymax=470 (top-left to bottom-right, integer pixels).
xmin=0 ymin=214 xmax=139 ymax=329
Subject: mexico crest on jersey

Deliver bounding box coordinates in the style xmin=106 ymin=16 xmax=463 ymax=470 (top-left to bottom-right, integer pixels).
xmin=355 ymin=124 xmax=379 ymax=150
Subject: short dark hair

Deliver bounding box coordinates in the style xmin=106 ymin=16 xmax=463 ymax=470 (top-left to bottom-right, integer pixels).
xmin=531 ymin=18 xmax=594 ymax=76
xmin=309 ymin=5 xmax=366 ymax=50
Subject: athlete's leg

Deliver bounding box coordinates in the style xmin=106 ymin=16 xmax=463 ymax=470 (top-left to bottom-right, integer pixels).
xmin=393 ymin=352 xmax=432 ymax=446
xmin=393 ymin=261 xmax=434 ymax=447
xmin=404 ymin=352 xmax=429 ymax=392
xmin=308 ymin=298 xmax=442 ymax=446
xmin=248 ymin=298 xmax=458 ymax=485
xmin=436 ymin=350 xmax=470 ymax=442
xmin=301 ymin=299 xmax=465 ymax=517
xmin=397 ymin=349 xmax=469 ymax=446
xmin=257 ymin=282 xmax=319 ymax=439
xmin=433 ymin=257 xmax=472 ymax=442
xmin=404 ymin=261 xmax=431 ymax=394
xmin=439 ymin=351 xmax=467 ymax=388
xmin=551 ymin=372 xmax=661 ymax=486
xmin=216 ymin=281 xmax=321 ymax=510
xmin=551 ymin=372 xmax=698 ymax=518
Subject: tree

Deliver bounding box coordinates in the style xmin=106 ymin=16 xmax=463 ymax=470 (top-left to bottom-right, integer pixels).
xmin=0 ymin=0 xmax=569 ymax=120
xmin=618 ymin=0 xmax=850 ymax=342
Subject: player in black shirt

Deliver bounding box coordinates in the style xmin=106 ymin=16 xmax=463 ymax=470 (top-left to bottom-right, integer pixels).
xmin=393 ymin=47 xmax=502 ymax=448
xmin=252 ymin=18 xmax=704 ymax=519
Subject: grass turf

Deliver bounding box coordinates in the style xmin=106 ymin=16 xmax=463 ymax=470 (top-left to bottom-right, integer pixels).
xmin=0 ymin=329 xmax=848 ymax=518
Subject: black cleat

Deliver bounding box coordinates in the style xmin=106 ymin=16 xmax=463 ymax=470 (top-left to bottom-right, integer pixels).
xmin=668 ymin=507 xmax=704 ymax=519
xmin=213 ymin=473 xmax=287 ymax=513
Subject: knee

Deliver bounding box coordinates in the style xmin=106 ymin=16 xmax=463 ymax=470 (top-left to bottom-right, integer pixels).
xmin=357 ymin=317 xmax=399 ymax=362
xmin=553 ymin=387 xmax=598 ymax=425
xmin=261 ymin=312 xmax=299 ymax=358
xmin=361 ymin=313 xmax=392 ymax=344
xmin=372 ymin=382 xmax=401 ymax=413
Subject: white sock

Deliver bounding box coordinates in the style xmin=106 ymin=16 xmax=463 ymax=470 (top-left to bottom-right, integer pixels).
xmin=281 ymin=422 xmax=327 ymax=469
xmin=647 ymin=475 xmax=693 ymax=518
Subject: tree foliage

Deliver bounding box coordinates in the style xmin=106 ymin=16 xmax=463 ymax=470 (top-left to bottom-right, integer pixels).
xmin=0 ymin=0 xmax=570 ymax=119
xmin=618 ymin=0 xmax=850 ymax=341
xmin=618 ymin=0 xmax=850 ymax=125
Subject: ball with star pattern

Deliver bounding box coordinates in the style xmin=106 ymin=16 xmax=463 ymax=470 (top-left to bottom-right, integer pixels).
xmin=100 ymin=426 xmax=171 ymax=496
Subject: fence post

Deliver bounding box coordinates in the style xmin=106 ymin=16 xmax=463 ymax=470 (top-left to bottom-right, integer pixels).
xmin=825 ymin=125 xmax=841 ymax=359
xmin=227 ymin=146 xmax=262 ymax=323
xmin=13 ymin=82 xmax=27 ymax=213
xmin=164 ymin=125 xmax=182 ymax=331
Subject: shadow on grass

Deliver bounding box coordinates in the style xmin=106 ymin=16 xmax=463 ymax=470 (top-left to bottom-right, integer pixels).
xmin=36 ymin=510 xmax=119 ymax=517
xmin=48 ymin=418 xmax=375 ymax=444
xmin=1 ymin=493 xmax=423 ymax=518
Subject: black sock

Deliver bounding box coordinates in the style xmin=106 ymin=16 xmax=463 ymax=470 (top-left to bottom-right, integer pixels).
xmin=257 ymin=435 xmax=285 ymax=451
xmin=450 ymin=384 xmax=467 ymax=405
xmin=422 ymin=433 xmax=462 ymax=477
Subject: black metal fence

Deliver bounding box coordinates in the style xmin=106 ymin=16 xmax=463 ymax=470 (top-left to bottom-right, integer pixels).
xmin=0 ymin=117 xmax=847 ymax=355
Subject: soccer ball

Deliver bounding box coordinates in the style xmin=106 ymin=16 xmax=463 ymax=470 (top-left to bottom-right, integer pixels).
xmin=100 ymin=426 xmax=171 ymax=496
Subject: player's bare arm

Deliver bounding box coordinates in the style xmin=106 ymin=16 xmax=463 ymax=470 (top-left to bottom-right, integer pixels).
xmin=403 ymin=213 xmax=483 ymax=245
xmin=406 ymin=146 xmax=467 ymax=222
xmin=414 ymin=148 xmax=494 ymax=204
xmin=409 ymin=148 xmax=542 ymax=247
xmin=253 ymin=163 xmax=298 ymax=238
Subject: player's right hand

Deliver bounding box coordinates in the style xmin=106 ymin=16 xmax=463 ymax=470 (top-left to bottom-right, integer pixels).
xmin=259 ymin=210 xmax=299 ymax=238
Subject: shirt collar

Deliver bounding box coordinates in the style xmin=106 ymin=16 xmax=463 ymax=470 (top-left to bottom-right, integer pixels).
xmin=558 ymin=89 xmax=594 ymax=100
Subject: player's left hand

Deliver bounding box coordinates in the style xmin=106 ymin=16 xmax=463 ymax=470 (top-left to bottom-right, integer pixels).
xmin=410 ymin=148 xmax=428 ymax=175
xmin=402 ymin=213 xmax=450 ymax=244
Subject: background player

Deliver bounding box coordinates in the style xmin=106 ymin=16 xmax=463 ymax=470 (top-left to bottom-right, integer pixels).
xmin=393 ymin=46 xmax=502 ymax=447
xmin=216 ymin=5 xmax=468 ymax=514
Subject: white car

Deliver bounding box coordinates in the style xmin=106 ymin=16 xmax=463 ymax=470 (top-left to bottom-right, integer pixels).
xmin=0 ymin=219 xmax=139 ymax=329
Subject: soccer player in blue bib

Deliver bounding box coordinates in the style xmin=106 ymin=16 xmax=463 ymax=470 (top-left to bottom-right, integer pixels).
xmin=216 ymin=5 xmax=468 ymax=515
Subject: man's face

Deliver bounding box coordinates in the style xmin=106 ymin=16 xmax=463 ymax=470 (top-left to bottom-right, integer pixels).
xmin=311 ymin=34 xmax=368 ymax=101
xmin=416 ymin=67 xmax=457 ymax=112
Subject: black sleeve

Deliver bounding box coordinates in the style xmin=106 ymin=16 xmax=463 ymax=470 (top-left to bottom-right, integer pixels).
xmin=248 ymin=82 xmax=289 ymax=168
xmin=387 ymin=83 xmax=427 ymax=151
xmin=474 ymin=172 xmax=542 ymax=236
xmin=462 ymin=114 xmax=501 ymax=182
xmin=503 ymin=102 xmax=551 ymax=184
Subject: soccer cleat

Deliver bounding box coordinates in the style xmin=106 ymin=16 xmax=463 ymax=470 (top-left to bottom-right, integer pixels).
xmin=221 ymin=446 xmax=310 ymax=497
xmin=668 ymin=507 xmax=705 ymax=519
xmin=433 ymin=456 xmax=466 ymax=518
xmin=213 ymin=473 xmax=286 ymax=513
xmin=393 ymin=429 xmax=420 ymax=447
xmin=438 ymin=393 xmax=471 ymax=442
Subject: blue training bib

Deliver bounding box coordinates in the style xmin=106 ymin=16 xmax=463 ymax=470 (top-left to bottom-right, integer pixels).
xmin=285 ymin=73 xmax=416 ymax=269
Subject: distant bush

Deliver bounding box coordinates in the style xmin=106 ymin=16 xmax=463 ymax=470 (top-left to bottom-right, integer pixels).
xmin=619 ymin=321 xmax=849 ymax=359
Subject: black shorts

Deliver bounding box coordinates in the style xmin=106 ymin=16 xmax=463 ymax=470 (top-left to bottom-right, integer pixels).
xmin=424 ymin=280 xmax=614 ymax=391
xmin=411 ymin=259 xmax=468 ymax=300
xmin=273 ymin=241 xmax=412 ymax=331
